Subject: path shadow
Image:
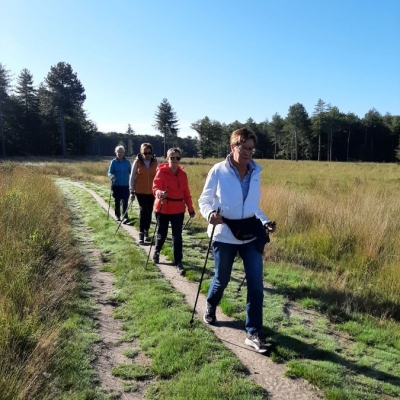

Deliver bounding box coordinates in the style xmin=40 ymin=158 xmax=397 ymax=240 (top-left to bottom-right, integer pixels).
xmin=268 ymin=330 xmax=400 ymax=388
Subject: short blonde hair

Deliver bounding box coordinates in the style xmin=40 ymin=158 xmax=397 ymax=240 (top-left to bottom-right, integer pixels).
xmin=166 ymin=147 xmax=181 ymax=158
xmin=115 ymin=145 xmax=125 ymax=153
xmin=230 ymin=128 xmax=258 ymax=147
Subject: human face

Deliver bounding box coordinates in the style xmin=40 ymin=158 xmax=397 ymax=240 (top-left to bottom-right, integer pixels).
xmin=142 ymin=148 xmax=152 ymax=159
xmin=231 ymin=138 xmax=255 ymax=166
xmin=116 ymin=149 xmax=125 ymax=160
xmin=167 ymin=152 xmax=181 ymax=169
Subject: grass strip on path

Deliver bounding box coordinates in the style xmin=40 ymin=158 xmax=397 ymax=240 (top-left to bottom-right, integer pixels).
xmin=64 ymin=180 xmax=267 ymax=399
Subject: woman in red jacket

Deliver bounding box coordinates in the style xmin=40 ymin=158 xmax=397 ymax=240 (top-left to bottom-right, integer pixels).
xmin=152 ymin=148 xmax=195 ymax=275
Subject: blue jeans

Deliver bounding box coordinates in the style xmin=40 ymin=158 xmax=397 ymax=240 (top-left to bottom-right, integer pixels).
xmin=207 ymin=240 xmax=264 ymax=335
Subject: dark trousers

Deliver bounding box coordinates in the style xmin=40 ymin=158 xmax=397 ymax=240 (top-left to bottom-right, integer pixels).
xmin=136 ymin=193 xmax=155 ymax=233
xmin=112 ymin=186 xmax=130 ymax=219
xmin=155 ymin=213 xmax=184 ymax=265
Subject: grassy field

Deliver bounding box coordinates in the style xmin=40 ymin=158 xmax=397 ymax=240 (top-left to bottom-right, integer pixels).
xmin=1 ymin=157 xmax=400 ymax=399
xmin=47 ymin=156 xmax=400 ymax=318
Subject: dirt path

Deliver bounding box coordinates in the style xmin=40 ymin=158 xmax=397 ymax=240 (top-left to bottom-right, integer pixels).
xmin=71 ymin=182 xmax=323 ymax=400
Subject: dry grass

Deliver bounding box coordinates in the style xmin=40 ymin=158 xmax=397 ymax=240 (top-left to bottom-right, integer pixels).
xmin=257 ymin=161 xmax=400 ymax=318
xmin=0 ymin=162 xmax=81 ymax=399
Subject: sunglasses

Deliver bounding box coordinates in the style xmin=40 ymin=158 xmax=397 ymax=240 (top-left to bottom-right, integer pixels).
xmin=142 ymin=152 xmax=152 ymax=155
xmin=169 ymin=156 xmax=181 ymax=161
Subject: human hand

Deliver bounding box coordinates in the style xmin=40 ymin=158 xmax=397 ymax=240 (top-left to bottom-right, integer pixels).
xmin=156 ymin=190 xmax=167 ymax=199
xmin=110 ymin=174 xmax=115 ymax=183
xmin=189 ymin=211 xmax=196 ymax=218
xmin=265 ymin=221 xmax=277 ymax=233
xmin=130 ymin=193 xmax=135 ymax=201
xmin=209 ymin=210 xmax=222 ymax=225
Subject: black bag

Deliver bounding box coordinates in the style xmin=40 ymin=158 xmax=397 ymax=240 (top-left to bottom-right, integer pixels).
xmin=222 ymin=215 xmax=270 ymax=253
xmin=222 ymin=216 xmax=258 ymax=240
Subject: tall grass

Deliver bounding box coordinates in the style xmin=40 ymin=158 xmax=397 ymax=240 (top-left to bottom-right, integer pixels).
xmin=0 ymin=163 xmax=82 ymax=399
xmin=257 ymin=161 xmax=400 ymax=318
xmin=183 ymin=159 xmax=400 ymax=319
xmin=22 ymin=157 xmax=400 ymax=319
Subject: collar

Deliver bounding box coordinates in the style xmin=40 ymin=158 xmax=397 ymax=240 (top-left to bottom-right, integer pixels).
xmin=227 ymin=153 xmax=256 ymax=173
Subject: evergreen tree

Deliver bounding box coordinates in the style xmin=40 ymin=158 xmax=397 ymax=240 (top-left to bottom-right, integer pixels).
xmin=126 ymin=123 xmax=135 ymax=156
xmin=153 ymin=98 xmax=179 ymax=157
xmin=14 ymin=69 xmax=41 ymax=153
xmin=383 ymin=114 xmax=400 ymax=162
xmin=343 ymin=112 xmax=361 ymax=161
xmin=269 ymin=113 xmax=284 ymax=159
xmin=312 ymin=99 xmax=327 ymax=161
xmin=44 ymin=62 xmax=86 ymax=157
xmin=0 ymin=63 xmax=11 ymax=157
xmin=286 ymin=103 xmax=311 ymax=161
xmin=325 ymin=105 xmax=343 ymax=161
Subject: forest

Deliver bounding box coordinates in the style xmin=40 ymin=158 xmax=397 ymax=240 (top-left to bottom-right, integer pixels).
xmin=1 ymin=61 xmax=399 ymax=161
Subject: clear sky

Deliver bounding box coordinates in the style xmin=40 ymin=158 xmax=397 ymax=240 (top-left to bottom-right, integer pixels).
xmin=1 ymin=0 xmax=399 ymax=137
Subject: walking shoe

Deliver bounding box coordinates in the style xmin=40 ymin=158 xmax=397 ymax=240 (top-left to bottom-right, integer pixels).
xmin=176 ymin=262 xmax=185 ymax=276
xmin=139 ymin=232 xmax=144 ymax=245
xmin=153 ymin=251 xmax=160 ymax=263
xmin=203 ymin=302 xmax=216 ymax=325
xmin=122 ymin=217 xmax=129 ymax=224
xmin=144 ymin=231 xmax=151 ymax=242
xmin=245 ymin=332 xmax=272 ymax=353
xmin=115 ymin=216 xmax=121 ymax=221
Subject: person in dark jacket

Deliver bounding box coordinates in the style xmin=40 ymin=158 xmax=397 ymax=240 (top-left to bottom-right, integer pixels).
xmin=107 ymin=145 xmax=131 ymax=223
xmin=152 ymin=148 xmax=195 ymax=275
xmin=129 ymin=143 xmax=158 ymax=244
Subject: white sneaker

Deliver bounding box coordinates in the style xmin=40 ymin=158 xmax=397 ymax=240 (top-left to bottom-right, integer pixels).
xmin=245 ymin=333 xmax=272 ymax=353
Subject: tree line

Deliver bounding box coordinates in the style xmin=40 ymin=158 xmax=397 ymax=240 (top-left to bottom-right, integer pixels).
xmin=1 ymin=62 xmax=399 ymax=161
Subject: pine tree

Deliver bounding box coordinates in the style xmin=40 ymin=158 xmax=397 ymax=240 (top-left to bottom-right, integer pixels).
xmin=14 ymin=69 xmax=41 ymax=153
xmin=44 ymin=62 xmax=86 ymax=157
xmin=153 ymin=98 xmax=179 ymax=157
xmin=0 ymin=63 xmax=11 ymax=157
xmin=126 ymin=123 xmax=135 ymax=156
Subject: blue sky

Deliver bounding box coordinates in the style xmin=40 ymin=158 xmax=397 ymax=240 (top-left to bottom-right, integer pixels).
xmin=1 ymin=0 xmax=399 ymax=137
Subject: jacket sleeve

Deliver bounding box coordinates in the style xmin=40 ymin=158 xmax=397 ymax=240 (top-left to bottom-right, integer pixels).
xmin=129 ymin=160 xmax=138 ymax=192
xmin=183 ymin=173 xmax=194 ymax=212
xmin=152 ymin=168 xmax=166 ymax=196
xmin=107 ymin=159 xmax=115 ymax=178
xmin=198 ymin=165 xmax=219 ymax=221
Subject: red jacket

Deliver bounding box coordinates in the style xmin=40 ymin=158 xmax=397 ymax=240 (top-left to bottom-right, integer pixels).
xmin=152 ymin=163 xmax=194 ymax=214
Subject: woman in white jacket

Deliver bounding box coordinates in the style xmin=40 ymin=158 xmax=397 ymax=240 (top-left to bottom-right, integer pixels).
xmin=198 ymin=128 xmax=276 ymax=353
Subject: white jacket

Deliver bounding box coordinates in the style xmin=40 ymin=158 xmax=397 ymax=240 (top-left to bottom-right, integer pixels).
xmin=198 ymin=156 xmax=270 ymax=244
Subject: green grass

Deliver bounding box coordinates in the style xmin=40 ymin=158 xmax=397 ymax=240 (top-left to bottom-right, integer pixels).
xmin=63 ymin=181 xmax=266 ymax=399
xmin=79 ymin=179 xmax=400 ymax=400
xmin=4 ymin=159 xmax=400 ymax=400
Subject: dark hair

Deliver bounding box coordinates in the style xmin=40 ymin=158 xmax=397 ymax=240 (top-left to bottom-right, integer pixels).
xmin=140 ymin=142 xmax=153 ymax=153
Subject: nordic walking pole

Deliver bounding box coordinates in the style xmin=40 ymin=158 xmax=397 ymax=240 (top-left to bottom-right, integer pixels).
xmin=182 ymin=216 xmax=192 ymax=231
xmin=114 ymin=199 xmax=133 ymax=235
xmin=237 ymin=275 xmax=247 ymax=293
xmin=145 ymin=188 xmax=168 ymax=269
xmin=190 ymin=208 xmax=220 ymax=325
